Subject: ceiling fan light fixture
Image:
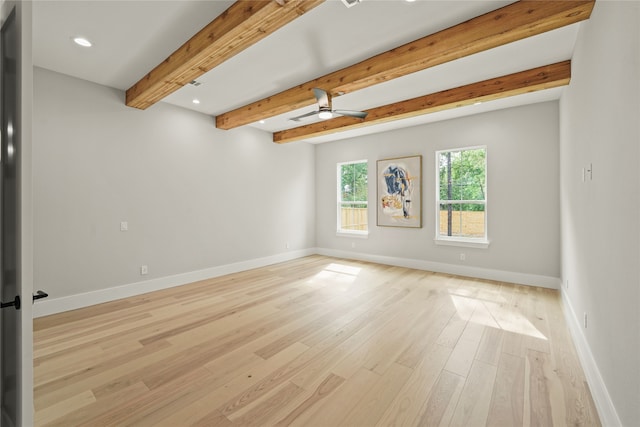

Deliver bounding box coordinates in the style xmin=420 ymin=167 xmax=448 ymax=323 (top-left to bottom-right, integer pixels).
xmin=288 ymin=88 xmax=366 ymax=122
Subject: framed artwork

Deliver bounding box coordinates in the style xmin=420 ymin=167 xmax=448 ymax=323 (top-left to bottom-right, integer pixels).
xmin=377 ymin=155 xmax=422 ymax=228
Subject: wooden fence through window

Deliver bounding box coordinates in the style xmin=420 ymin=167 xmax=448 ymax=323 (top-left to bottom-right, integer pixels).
xmin=341 ymin=208 xmax=484 ymax=236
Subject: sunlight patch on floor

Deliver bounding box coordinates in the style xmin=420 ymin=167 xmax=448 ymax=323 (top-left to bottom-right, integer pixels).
xmin=307 ymin=263 xmax=362 ymax=290
xmin=449 ymin=293 xmax=547 ymax=340
xmin=325 ymin=263 xmax=362 ymax=276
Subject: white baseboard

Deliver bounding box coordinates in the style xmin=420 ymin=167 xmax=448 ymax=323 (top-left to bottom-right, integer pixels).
xmin=33 ymin=247 xmax=561 ymax=318
xmin=316 ymin=248 xmax=561 ymax=289
xmin=33 ymin=248 xmax=316 ymax=318
xmin=561 ymin=290 xmax=622 ymax=427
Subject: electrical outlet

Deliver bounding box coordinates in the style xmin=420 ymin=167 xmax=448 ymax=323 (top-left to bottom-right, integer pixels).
xmin=120 ymin=221 xmax=128 ymax=232
xmin=351 ymin=242 xmax=356 ymax=249
xmin=140 ymin=265 xmax=148 ymax=276
xmin=285 ymin=242 xmax=290 ymax=249
xmin=460 ymin=253 xmax=466 ymax=261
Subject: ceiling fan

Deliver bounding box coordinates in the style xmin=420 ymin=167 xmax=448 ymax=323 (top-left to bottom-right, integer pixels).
xmin=289 ymin=88 xmax=368 ymax=122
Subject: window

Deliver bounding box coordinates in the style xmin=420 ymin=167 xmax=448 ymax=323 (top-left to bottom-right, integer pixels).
xmin=436 ymin=147 xmax=488 ymax=247
xmin=337 ymin=160 xmax=368 ymax=235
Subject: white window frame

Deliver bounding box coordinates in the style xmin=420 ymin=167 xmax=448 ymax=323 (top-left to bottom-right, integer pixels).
xmin=435 ymin=146 xmax=489 ymax=248
xmin=337 ymin=160 xmax=369 ymax=237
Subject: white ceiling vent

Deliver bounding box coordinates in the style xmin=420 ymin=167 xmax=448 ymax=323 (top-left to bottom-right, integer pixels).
xmin=340 ymin=0 xmax=361 ymax=8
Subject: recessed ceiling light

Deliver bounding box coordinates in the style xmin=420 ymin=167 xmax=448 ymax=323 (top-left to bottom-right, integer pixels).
xmin=73 ymin=37 xmax=92 ymax=47
xmin=474 ymin=101 xmax=482 ymax=105
xmin=259 ymin=120 xmax=265 ymax=124
xmin=405 ymin=0 xmax=416 ymax=3
xmin=192 ymin=99 xmax=200 ymax=105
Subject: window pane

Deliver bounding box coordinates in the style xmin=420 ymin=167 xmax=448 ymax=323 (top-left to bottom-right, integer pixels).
xmin=338 ymin=161 xmax=368 ymax=232
xmin=438 ymin=148 xmax=486 ymax=201
xmin=438 ymin=151 xmax=456 ymax=200
xmin=341 ymin=162 xmax=368 ymax=203
xmin=439 ymin=203 xmax=485 ymax=238
xmin=340 ymin=203 xmax=368 ymax=230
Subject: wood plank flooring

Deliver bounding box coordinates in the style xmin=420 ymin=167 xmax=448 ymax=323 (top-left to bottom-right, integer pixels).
xmin=33 ymin=255 xmax=601 ymax=426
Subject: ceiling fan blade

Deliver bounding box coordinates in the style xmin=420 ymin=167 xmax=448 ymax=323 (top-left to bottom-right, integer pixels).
xmin=333 ymin=109 xmax=368 ymax=119
xmin=313 ymin=88 xmax=330 ymax=109
xmin=288 ymin=110 xmax=320 ymax=122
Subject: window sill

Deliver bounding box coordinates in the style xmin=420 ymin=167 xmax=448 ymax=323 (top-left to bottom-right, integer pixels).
xmin=434 ymin=238 xmax=490 ymax=249
xmin=336 ymin=230 xmax=369 ymax=239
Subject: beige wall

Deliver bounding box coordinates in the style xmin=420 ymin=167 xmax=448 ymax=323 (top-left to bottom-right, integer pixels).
xmin=33 ymin=67 xmax=316 ymax=301
xmin=559 ymin=2 xmax=640 ymax=425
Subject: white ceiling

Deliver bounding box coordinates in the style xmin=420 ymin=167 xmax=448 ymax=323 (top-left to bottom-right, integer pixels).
xmin=32 ymin=0 xmax=582 ymax=143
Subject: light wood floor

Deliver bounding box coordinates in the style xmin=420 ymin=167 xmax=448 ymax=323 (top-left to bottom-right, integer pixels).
xmin=33 ymin=255 xmax=600 ymax=426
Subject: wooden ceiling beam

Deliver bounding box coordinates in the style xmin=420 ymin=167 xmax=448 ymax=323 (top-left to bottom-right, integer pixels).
xmin=125 ymin=0 xmax=325 ymax=110
xmin=216 ymin=0 xmax=593 ymax=130
xmin=272 ymin=61 xmax=571 ymax=144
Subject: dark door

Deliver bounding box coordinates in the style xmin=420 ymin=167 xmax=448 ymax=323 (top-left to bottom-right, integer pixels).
xmin=0 ymin=8 xmax=20 ymax=427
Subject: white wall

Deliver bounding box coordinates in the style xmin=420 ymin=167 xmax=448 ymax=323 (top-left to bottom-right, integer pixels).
xmin=559 ymin=2 xmax=640 ymax=426
xmin=316 ymin=102 xmax=561 ymax=286
xmin=33 ymin=67 xmax=315 ymax=307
